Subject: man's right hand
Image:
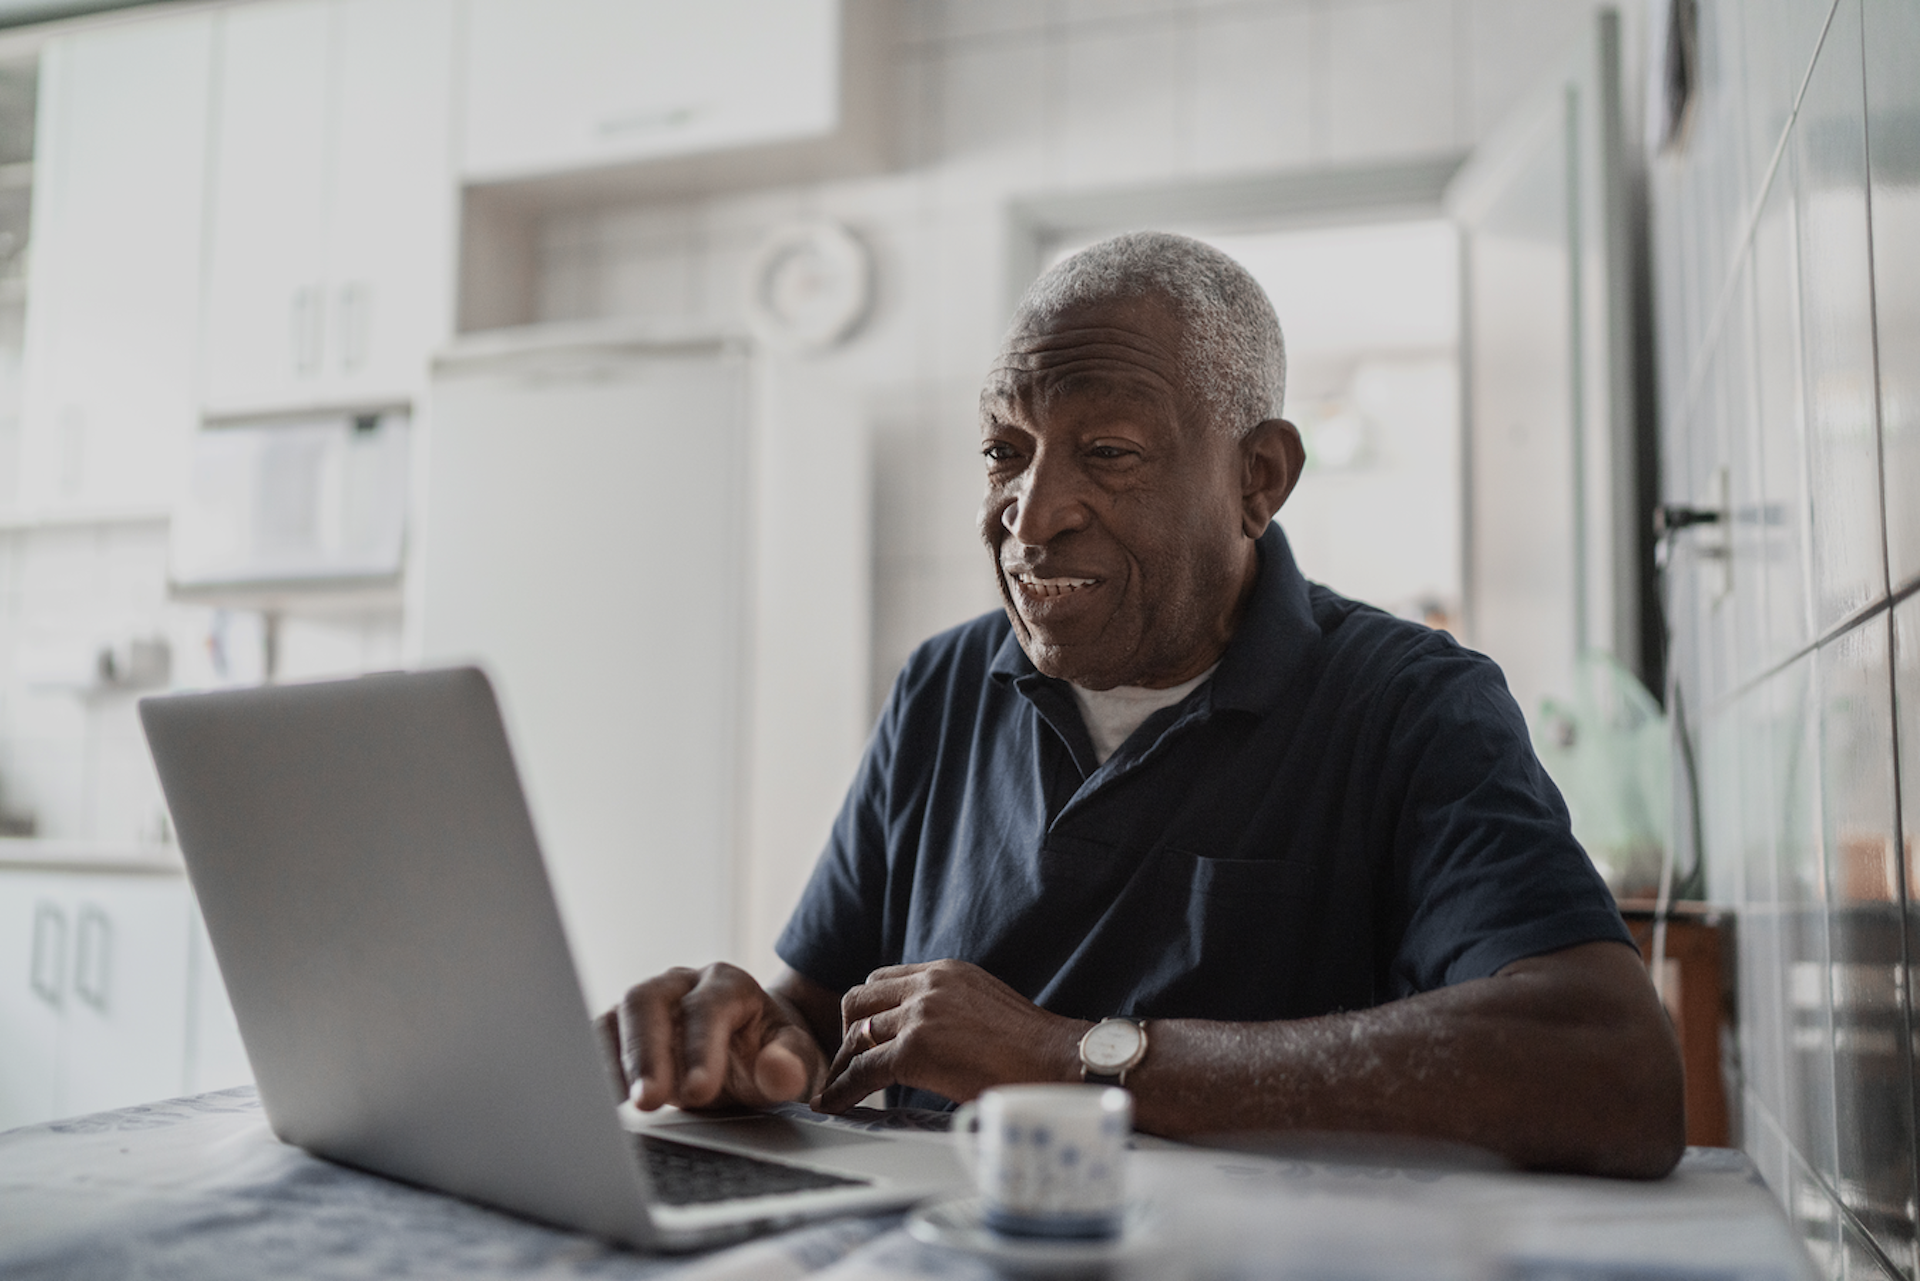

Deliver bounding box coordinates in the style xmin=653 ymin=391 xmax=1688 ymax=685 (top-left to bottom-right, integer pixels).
xmin=596 ymin=963 xmax=836 ymax=1111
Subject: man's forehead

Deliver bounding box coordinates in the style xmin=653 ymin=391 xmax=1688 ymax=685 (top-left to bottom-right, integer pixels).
xmin=1002 ymin=292 xmax=1186 ymax=358
xmin=983 ymin=293 xmax=1192 ymax=420
xmin=979 ymin=361 xmax=1175 ymax=425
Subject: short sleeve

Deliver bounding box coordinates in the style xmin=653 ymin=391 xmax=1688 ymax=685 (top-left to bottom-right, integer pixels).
xmin=1384 ymin=648 xmax=1633 ymax=995
xmin=773 ymin=673 xmax=903 ymax=994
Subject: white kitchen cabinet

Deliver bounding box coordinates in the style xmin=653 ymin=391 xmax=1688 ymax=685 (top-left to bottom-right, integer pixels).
xmin=0 ymin=867 xmax=194 ymax=1130
xmin=202 ymin=0 xmax=455 ymax=417
xmin=460 ymin=0 xmax=844 ymax=183
xmin=54 ymin=874 xmax=193 ymax=1117
xmin=327 ymin=0 xmax=458 ymax=401
xmin=0 ymin=873 xmax=61 ymax=1125
xmin=199 ymin=1 xmax=329 ymax=417
xmin=15 ymin=12 xmax=214 ymax=514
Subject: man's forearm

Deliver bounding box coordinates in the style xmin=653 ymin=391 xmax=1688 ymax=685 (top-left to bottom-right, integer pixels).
xmin=817 ymin=942 xmax=1682 ymax=1177
xmin=1115 ymin=942 xmax=1684 ymax=1179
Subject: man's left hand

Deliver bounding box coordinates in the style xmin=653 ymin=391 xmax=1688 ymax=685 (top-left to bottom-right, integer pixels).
xmin=814 ymin=959 xmax=1087 ymax=1112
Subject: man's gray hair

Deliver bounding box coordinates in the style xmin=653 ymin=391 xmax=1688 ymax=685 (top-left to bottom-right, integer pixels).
xmin=1009 ymin=230 xmax=1287 ymax=438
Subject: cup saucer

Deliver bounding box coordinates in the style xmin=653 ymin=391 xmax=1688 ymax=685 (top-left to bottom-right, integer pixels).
xmin=905 ymin=1195 xmax=1163 ymax=1272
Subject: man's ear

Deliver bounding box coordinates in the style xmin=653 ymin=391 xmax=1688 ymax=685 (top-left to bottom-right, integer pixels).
xmin=1239 ymin=418 xmax=1305 ymax=538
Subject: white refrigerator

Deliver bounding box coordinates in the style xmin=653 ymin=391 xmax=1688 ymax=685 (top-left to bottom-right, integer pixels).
xmin=415 ymin=326 xmax=751 ymax=1011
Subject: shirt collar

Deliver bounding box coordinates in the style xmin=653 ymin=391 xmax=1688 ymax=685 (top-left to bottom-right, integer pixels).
xmin=987 ymin=522 xmax=1319 ymax=718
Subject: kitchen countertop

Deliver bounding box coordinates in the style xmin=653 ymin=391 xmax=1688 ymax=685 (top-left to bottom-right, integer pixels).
xmin=0 ymin=838 xmax=185 ymax=875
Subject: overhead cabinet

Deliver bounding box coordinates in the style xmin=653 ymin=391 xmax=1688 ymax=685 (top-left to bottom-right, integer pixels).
xmin=459 ymin=0 xmax=882 ymax=192
xmin=16 ymin=12 xmax=214 ymax=514
xmin=201 ymin=0 xmax=455 ymax=418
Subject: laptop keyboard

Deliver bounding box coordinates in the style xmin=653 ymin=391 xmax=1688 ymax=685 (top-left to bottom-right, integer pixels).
xmin=632 ymin=1132 xmax=870 ymax=1207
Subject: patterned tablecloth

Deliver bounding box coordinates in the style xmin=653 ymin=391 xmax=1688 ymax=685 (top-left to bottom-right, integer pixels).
xmin=0 ymin=1088 xmax=1819 ymax=1280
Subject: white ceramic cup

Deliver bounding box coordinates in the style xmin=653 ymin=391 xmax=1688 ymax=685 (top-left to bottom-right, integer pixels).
xmin=950 ymin=1083 xmax=1132 ymax=1239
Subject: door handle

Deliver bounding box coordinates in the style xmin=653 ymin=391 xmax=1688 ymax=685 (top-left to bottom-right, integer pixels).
xmin=73 ymin=904 xmax=111 ymax=1012
xmin=29 ymin=901 xmax=65 ymax=1008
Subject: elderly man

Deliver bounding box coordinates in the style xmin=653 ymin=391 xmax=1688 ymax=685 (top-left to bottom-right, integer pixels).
xmin=601 ymin=232 xmax=1684 ymax=1179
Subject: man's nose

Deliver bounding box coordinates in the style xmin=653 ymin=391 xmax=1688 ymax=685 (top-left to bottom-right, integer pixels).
xmin=1001 ymin=453 xmax=1090 ymax=547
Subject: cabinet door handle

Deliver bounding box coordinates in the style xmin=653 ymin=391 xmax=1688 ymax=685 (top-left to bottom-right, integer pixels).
xmin=73 ymin=904 xmax=111 ymax=1012
xmin=337 ymin=282 xmax=369 ymax=373
xmin=29 ymin=902 xmax=65 ymax=1008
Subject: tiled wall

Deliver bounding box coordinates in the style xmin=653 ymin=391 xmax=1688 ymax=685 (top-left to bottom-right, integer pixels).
xmin=531 ymin=0 xmax=1608 ymax=712
xmin=1652 ymin=1 xmax=1920 ymax=1275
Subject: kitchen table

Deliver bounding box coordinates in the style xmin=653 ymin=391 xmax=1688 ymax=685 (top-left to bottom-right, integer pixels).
xmin=0 ymin=1088 xmax=1817 ymax=1279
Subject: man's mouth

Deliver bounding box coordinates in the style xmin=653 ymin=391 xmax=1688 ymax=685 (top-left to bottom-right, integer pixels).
xmin=1012 ymin=572 xmax=1099 ymax=599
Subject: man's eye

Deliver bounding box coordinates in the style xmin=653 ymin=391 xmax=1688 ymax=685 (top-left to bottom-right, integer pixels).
xmin=1088 ymin=445 xmax=1131 ymax=460
xmin=982 ymin=443 xmax=1019 ymax=462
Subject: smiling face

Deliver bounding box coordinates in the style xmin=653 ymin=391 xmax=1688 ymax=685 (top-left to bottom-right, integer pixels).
xmin=979 ymin=292 xmax=1296 ymax=690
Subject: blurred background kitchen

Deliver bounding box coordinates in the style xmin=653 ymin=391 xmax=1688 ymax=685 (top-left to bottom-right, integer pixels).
xmin=0 ymin=1 xmax=1913 ymax=1276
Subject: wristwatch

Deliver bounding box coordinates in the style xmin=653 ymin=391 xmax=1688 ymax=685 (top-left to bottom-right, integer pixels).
xmin=1078 ymin=1017 xmax=1148 ymax=1087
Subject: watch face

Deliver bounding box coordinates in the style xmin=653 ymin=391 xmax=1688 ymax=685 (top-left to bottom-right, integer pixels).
xmin=1082 ymin=1019 xmax=1145 ymax=1072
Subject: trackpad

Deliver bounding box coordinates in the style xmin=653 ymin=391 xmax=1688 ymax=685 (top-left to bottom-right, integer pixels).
xmin=663 ymin=1115 xmax=888 ymax=1155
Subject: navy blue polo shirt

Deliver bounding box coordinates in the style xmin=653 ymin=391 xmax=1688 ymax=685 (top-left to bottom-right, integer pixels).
xmin=777 ymin=524 xmax=1629 ymax=1089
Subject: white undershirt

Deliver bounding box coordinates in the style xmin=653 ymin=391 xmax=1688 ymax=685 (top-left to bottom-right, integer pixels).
xmin=1068 ymin=664 xmax=1219 ymax=766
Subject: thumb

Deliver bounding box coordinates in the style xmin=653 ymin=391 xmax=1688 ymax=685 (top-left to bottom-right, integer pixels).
xmin=752 ymin=1038 xmax=810 ymax=1103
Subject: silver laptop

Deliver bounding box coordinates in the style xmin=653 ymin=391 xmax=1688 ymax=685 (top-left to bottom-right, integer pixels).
xmin=139 ymin=666 xmax=965 ymax=1251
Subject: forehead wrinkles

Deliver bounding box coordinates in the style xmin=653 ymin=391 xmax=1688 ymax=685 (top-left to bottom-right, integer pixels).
xmin=984 ymin=322 xmax=1187 ymax=421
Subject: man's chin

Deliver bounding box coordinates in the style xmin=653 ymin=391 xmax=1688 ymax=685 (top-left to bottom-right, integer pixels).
xmin=1014 ymin=632 xmax=1134 ymax=690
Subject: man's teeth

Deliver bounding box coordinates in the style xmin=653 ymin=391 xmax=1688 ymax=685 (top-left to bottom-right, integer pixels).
xmin=1016 ymin=574 xmax=1097 ymax=598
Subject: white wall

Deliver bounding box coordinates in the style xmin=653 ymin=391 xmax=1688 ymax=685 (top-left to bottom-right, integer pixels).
xmin=524 ymin=0 xmax=1613 ymax=963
